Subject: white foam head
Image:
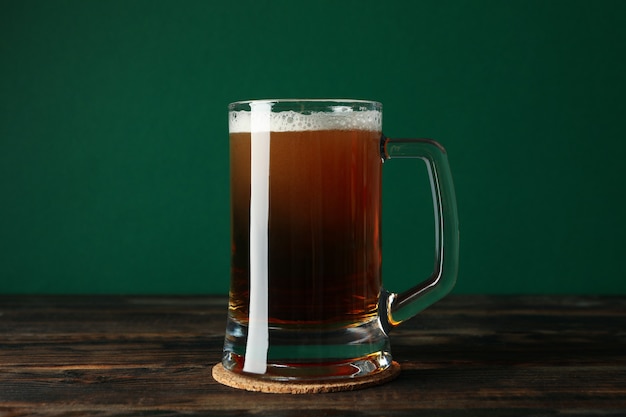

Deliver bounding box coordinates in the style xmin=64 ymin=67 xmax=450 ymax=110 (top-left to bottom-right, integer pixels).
xmin=229 ymin=108 xmax=382 ymax=133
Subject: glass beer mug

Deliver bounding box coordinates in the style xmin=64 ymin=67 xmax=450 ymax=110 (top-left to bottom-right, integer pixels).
xmin=218 ymin=99 xmax=459 ymax=386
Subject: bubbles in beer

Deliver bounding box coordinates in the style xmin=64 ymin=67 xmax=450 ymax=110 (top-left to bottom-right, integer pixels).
xmin=229 ymin=109 xmax=382 ymax=133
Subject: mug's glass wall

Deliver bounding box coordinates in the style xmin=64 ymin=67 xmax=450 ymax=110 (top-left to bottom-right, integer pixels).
xmin=224 ymin=100 xmax=391 ymax=380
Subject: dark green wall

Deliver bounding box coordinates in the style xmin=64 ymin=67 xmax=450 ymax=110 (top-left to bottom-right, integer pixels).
xmin=1 ymin=0 xmax=625 ymax=294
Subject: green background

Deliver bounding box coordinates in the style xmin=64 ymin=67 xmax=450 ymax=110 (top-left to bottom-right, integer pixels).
xmin=1 ymin=0 xmax=625 ymax=295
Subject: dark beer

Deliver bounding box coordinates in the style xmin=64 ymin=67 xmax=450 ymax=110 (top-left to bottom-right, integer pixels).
xmin=229 ymin=125 xmax=383 ymax=326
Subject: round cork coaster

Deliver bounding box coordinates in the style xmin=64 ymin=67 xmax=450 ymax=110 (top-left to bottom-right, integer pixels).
xmin=212 ymin=361 xmax=401 ymax=394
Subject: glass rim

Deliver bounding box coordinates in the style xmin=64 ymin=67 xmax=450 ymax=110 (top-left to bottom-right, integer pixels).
xmin=228 ymin=98 xmax=382 ymax=111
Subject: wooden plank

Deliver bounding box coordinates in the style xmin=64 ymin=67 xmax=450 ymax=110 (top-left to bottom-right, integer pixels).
xmin=0 ymin=295 xmax=624 ymax=416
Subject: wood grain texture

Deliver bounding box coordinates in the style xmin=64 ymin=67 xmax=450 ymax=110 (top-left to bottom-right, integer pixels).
xmin=0 ymin=295 xmax=624 ymax=416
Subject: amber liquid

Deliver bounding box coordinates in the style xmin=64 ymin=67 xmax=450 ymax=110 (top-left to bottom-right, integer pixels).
xmin=229 ymin=129 xmax=383 ymax=326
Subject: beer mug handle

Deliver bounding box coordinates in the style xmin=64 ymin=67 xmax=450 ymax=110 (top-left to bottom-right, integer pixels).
xmin=380 ymin=137 xmax=460 ymax=330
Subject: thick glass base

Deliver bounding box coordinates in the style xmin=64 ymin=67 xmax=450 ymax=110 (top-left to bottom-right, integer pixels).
xmin=221 ymin=316 xmax=392 ymax=381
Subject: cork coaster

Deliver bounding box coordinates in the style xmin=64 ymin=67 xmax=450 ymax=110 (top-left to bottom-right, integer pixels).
xmin=212 ymin=361 xmax=401 ymax=394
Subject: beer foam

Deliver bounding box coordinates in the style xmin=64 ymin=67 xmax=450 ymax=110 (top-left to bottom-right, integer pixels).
xmin=229 ymin=109 xmax=382 ymax=133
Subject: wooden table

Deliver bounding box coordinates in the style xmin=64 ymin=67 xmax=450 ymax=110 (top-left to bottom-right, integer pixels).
xmin=0 ymin=295 xmax=624 ymax=416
